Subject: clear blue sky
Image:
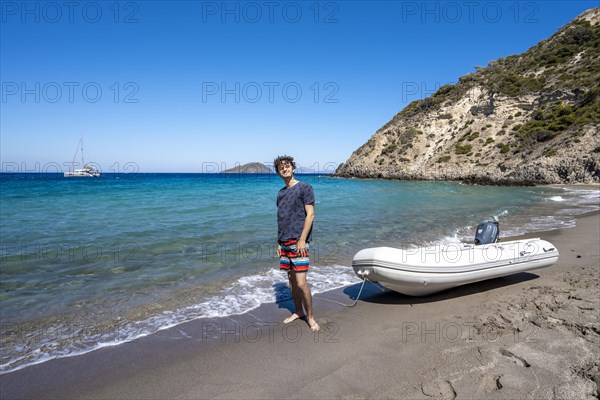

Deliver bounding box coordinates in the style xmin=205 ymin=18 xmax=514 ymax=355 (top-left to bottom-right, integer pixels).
xmin=1 ymin=1 xmax=597 ymax=173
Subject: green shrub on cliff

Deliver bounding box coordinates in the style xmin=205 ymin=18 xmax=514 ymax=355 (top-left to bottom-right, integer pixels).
xmin=514 ymin=93 xmax=600 ymax=148
xmin=381 ymin=143 xmax=398 ymax=156
xmin=467 ymin=132 xmax=480 ymax=141
xmin=490 ymin=72 xmax=545 ymax=97
xmin=455 ymin=144 xmax=472 ymax=155
xmin=497 ymin=143 xmax=510 ymax=154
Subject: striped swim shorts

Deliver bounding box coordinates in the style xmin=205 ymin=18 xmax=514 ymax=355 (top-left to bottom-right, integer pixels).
xmin=278 ymin=239 xmax=310 ymax=272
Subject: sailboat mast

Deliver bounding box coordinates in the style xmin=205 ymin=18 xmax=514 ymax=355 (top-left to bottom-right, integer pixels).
xmin=81 ymin=138 xmax=85 ymax=166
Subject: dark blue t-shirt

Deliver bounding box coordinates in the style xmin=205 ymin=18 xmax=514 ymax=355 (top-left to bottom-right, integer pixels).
xmin=277 ymin=181 xmax=315 ymax=243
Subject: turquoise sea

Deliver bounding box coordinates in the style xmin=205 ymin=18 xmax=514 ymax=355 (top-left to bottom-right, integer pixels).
xmin=1 ymin=173 xmax=598 ymax=373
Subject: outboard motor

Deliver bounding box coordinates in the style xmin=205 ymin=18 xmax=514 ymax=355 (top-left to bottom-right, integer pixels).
xmin=474 ymin=220 xmax=499 ymax=245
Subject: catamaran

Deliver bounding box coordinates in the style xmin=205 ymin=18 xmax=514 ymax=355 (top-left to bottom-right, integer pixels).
xmin=64 ymin=138 xmax=101 ymax=177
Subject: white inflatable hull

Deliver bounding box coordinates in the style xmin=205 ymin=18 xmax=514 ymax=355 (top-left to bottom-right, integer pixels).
xmin=352 ymin=238 xmax=559 ymax=296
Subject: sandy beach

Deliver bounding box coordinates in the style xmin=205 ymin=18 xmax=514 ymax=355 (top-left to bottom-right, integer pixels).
xmin=1 ymin=210 xmax=598 ymax=400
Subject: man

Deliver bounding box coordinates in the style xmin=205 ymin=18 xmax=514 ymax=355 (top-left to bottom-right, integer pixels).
xmin=274 ymin=155 xmax=319 ymax=332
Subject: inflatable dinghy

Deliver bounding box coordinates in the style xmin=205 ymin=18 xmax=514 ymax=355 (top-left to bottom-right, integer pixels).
xmin=352 ymin=221 xmax=559 ymax=296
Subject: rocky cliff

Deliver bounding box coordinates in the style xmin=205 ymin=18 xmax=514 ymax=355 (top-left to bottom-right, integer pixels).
xmin=335 ymin=8 xmax=600 ymax=185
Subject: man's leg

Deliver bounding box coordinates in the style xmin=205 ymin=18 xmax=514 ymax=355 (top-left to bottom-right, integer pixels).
xmin=294 ymin=271 xmax=319 ymax=331
xmin=283 ymin=270 xmax=305 ymax=323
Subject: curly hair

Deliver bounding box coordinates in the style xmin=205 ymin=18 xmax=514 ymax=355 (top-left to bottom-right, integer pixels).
xmin=273 ymin=155 xmax=296 ymax=173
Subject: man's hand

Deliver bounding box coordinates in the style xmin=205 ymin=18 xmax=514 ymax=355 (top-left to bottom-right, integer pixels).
xmin=297 ymin=239 xmax=308 ymax=257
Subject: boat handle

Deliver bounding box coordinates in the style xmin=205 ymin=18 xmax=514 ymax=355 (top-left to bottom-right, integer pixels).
xmin=520 ymin=242 xmax=536 ymax=257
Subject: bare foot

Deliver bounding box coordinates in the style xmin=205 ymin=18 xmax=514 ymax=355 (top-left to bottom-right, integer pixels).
xmin=283 ymin=313 xmax=304 ymax=324
xmin=308 ymin=318 xmax=320 ymax=332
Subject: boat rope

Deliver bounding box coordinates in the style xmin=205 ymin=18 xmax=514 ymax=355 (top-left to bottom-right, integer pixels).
xmin=315 ymin=278 xmax=385 ymax=308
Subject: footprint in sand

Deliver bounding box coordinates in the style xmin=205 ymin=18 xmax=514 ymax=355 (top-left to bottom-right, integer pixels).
xmin=476 ymin=373 xmax=503 ymax=394
xmin=421 ymin=379 xmax=456 ymax=400
xmin=499 ymin=348 xmax=531 ymax=368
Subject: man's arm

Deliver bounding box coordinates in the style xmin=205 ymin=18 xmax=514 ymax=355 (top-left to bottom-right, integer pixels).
xmin=297 ymin=203 xmax=314 ymax=257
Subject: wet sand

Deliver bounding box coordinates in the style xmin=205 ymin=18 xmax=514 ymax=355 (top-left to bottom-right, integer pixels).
xmin=1 ymin=211 xmax=598 ymax=400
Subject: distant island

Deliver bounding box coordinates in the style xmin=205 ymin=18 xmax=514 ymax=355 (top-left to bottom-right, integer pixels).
xmin=221 ymin=162 xmax=274 ymax=174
